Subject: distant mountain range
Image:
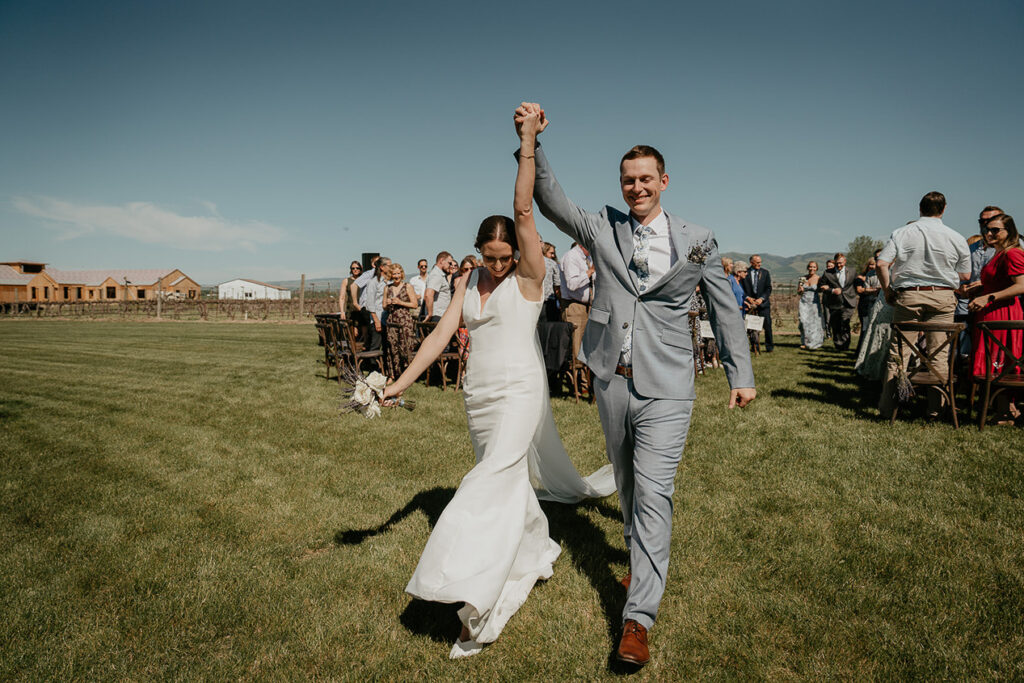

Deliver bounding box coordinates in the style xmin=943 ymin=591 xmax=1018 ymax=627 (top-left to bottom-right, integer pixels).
xmin=720 ymin=252 xmax=835 ymax=285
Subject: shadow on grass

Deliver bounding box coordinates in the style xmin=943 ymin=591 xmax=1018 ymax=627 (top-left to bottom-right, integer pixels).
xmin=544 ymin=499 xmax=649 ymax=675
xmin=334 ymin=486 xmax=634 ymax=664
xmin=543 ymin=500 xmax=629 ymax=641
xmin=0 ymin=398 xmax=30 ymax=420
xmin=335 ymin=486 xmax=462 ymax=643
xmin=772 ymin=346 xmax=884 ymax=420
xmin=334 ymin=487 xmax=455 ymax=546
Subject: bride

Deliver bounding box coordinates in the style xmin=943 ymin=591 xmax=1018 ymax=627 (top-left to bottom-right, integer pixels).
xmin=383 ymin=104 xmax=615 ymax=658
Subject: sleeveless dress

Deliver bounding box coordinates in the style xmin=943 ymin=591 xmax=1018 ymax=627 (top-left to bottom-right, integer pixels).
xmin=855 ymin=294 xmax=893 ymax=380
xmin=972 ymin=247 xmax=1024 ymax=378
xmin=405 ymin=269 xmax=615 ymax=657
xmin=798 ymin=282 xmax=825 ymax=349
xmin=384 ymin=284 xmax=416 ymax=379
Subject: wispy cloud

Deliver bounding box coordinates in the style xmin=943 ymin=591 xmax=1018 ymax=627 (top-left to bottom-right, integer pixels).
xmin=13 ymin=196 xmax=285 ymax=251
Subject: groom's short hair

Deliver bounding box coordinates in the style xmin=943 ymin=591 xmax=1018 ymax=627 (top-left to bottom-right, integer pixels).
xmin=620 ymin=145 xmax=666 ymax=176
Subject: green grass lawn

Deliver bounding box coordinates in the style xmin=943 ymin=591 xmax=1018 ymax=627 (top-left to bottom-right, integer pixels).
xmin=1 ymin=320 xmax=1022 ymax=679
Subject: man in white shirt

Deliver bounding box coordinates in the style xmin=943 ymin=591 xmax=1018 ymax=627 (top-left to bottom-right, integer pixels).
xmin=424 ymin=251 xmax=455 ymax=322
xmin=559 ymin=242 xmax=594 ymax=364
xmin=409 ymin=258 xmax=429 ymax=318
xmin=876 ymin=191 xmax=971 ymax=418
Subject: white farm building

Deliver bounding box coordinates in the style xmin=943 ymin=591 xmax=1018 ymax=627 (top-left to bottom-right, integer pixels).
xmin=217 ymin=278 xmax=292 ymax=300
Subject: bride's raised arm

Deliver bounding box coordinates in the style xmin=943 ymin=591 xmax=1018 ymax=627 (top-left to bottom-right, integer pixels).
xmin=512 ymin=102 xmax=548 ymax=297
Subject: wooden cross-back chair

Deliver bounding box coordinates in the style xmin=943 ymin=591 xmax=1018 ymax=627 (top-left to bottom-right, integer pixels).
xmin=562 ymin=321 xmax=593 ymax=403
xmin=338 ymin=318 xmax=384 ymax=376
xmin=890 ymin=321 xmax=965 ymax=427
xmin=968 ymin=320 xmax=1024 ymax=430
xmin=415 ymin=321 xmax=463 ymax=391
xmin=315 ymin=319 xmax=350 ymax=380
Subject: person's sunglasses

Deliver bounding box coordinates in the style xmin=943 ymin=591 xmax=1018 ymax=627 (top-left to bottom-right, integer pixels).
xmin=984 ymin=226 xmax=1005 ymax=233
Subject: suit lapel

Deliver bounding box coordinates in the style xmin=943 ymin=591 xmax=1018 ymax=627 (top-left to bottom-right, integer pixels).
xmin=613 ymin=216 xmax=640 ymax=293
xmin=643 ymin=215 xmax=688 ymax=296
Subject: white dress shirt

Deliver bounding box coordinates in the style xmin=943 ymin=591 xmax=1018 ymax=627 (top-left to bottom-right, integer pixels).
xmin=630 ymin=209 xmax=675 ymax=283
xmin=560 ymin=245 xmax=592 ymax=303
xmin=878 ymin=217 xmax=971 ymax=289
xmin=409 ymin=274 xmax=427 ymax=299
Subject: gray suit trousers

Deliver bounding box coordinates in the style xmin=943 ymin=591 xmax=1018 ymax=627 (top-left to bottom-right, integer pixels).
xmin=595 ymin=374 xmax=693 ymax=630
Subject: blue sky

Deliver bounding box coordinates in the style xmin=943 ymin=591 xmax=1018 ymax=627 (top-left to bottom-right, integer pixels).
xmin=2 ymin=0 xmax=1021 ymax=284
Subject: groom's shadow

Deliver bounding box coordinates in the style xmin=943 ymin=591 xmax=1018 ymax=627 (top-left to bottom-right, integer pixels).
xmin=335 ymin=486 xmax=462 ymax=643
xmin=542 ymin=499 xmax=629 ymax=641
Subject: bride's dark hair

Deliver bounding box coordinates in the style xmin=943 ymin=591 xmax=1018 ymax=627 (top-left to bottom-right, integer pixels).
xmin=474 ymin=215 xmax=517 ymax=252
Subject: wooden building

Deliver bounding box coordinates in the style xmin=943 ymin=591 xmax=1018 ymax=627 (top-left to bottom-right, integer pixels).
xmin=0 ymin=262 xmax=200 ymax=304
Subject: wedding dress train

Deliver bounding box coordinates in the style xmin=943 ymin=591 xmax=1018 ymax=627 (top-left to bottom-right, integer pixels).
xmin=405 ymin=269 xmax=615 ymax=657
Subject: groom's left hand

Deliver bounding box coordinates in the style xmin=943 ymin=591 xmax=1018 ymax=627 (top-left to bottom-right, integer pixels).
xmin=729 ymin=388 xmax=756 ymax=409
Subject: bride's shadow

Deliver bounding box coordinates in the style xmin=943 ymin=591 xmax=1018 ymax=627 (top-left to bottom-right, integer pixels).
xmin=335 ymin=486 xmax=462 ymax=643
xmin=334 ymin=486 xmax=630 ymax=651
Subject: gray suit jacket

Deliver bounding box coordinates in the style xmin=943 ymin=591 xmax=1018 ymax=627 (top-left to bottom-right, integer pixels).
xmin=528 ymin=145 xmax=755 ymax=400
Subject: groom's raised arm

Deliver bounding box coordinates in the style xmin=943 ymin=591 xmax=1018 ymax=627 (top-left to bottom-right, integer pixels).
xmin=514 ymin=104 xmax=602 ymax=251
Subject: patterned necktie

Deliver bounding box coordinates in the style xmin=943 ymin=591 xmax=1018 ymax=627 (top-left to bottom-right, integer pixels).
xmin=621 ymin=225 xmax=655 ymax=365
xmin=752 ymin=269 xmax=758 ymax=290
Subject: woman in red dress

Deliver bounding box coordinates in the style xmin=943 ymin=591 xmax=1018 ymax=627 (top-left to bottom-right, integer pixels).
xmin=968 ymin=213 xmax=1024 ymax=420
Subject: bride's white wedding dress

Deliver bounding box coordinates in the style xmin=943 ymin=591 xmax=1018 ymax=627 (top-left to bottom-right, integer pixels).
xmin=405 ymin=269 xmax=615 ymax=658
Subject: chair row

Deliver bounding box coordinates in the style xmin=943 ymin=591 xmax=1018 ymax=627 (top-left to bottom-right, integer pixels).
xmin=889 ymin=320 xmax=1024 ymax=430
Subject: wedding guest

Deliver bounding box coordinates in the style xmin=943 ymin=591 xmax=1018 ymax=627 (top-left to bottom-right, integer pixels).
xmin=560 ymin=241 xmax=593 ymax=363
xmin=855 ymin=286 xmax=894 ymax=381
xmin=956 ymin=206 xmax=1004 ymax=358
xmin=819 ymin=253 xmax=859 ymax=350
xmin=355 ymin=256 xmax=390 ymax=349
xmin=967 ymin=213 xmax=1024 ymax=423
xmin=425 ymin=251 xmax=456 ymax=322
xmin=364 ymin=257 xmax=391 ymax=351
xmin=854 ymin=257 xmax=881 ymax=355
xmin=383 ymin=264 xmax=420 ymax=379
xmin=541 ymin=241 xmax=561 ymax=321
xmin=409 ymin=258 xmax=429 ymax=318
xmin=822 ymin=259 xmax=836 ymax=337
xmin=741 ymin=254 xmax=774 ymax=351
xmin=459 ymin=255 xmax=477 ymax=277
xmin=877 ymin=191 xmax=971 ymax=419
xmin=339 ymin=260 xmax=362 ymax=321
xmin=797 ymin=261 xmax=825 ymax=349
xmin=732 ymin=260 xmax=749 ymax=315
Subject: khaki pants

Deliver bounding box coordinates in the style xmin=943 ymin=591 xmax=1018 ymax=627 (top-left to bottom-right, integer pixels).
xmin=561 ymin=299 xmax=589 ymax=360
xmin=879 ymin=289 xmax=955 ymax=416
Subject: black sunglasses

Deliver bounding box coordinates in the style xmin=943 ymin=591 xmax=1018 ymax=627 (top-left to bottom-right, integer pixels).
xmin=984 ymin=226 xmax=1005 ymax=233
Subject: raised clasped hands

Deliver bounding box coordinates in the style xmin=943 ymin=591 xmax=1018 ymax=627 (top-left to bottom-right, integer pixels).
xmin=514 ymin=102 xmax=548 ymax=139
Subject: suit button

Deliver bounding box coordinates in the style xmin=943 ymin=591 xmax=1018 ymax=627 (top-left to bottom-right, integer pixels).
xmin=622 ymin=322 xmax=629 ymax=329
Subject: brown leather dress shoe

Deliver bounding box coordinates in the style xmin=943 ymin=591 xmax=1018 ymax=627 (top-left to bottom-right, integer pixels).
xmin=620 ymin=573 xmax=631 ymax=589
xmin=616 ymin=619 xmax=649 ymax=665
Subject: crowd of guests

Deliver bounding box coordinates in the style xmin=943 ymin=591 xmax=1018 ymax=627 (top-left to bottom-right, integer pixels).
xmin=337 ymin=240 xmax=571 ymax=383
xmin=335 ymin=192 xmax=1022 ymax=423
xmin=790 ymin=193 xmax=1023 ymax=424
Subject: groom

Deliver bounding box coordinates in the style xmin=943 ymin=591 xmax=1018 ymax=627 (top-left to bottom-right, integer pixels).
xmin=515 ymin=103 xmax=755 ymax=666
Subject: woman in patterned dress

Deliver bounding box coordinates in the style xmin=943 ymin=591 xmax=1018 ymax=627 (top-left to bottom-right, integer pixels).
xmin=383 ymin=264 xmax=420 ymax=380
